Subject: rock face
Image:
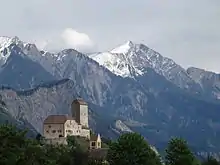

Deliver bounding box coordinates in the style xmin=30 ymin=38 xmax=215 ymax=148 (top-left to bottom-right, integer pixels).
xmin=0 ymin=96 xmax=37 ymax=137
xmin=0 ymin=79 xmax=118 ymax=138
xmin=187 ymin=67 xmax=220 ymax=100
xmin=0 ymin=42 xmax=55 ymax=89
xmin=89 ymin=41 xmax=202 ymax=93
xmin=1 ymin=36 xmax=220 ymax=155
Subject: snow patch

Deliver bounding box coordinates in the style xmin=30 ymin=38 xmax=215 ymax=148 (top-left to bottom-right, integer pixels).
xmin=110 ymin=41 xmax=133 ymax=54
xmin=89 ymin=52 xmax=132 ymax=77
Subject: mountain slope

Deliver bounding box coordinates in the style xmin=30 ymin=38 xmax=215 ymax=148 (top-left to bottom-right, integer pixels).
xmin=89 ymin=41 xmax=202 ymax=93
xmin=0 ymin=39 xmax=56 ymax=89
xmin=0 ymin=79 xmax=120 ymax=138
xmin=2 ymin=74 xmax=220 ymax=153
xmin=1 ymin=36 xmax=220 ymax=154
xmin=187 ymin=67 xmax=220 ymax=99
xmin=0 ymin=96 xmax=37 ymax=137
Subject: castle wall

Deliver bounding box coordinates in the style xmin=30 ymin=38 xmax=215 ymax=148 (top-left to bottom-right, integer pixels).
xmin=80 ymin=128 xmax=90 ymax=139
xmin=64 ymin=119 xmax=82 ymax=137
xmin=71 ymin=101 xmax=89 ymax=128
xmin=43 ymin=137 xmax=67 ymax=145
xmin=71 ymin=102 xmax=79 ymax=120
xmin=43 ymin=123 xmax=64 ymax=139
xmin=79 ymin=104 xmax=89 ymax=128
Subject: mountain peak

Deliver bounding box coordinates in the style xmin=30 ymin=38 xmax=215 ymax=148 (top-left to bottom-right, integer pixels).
xmin=110 ymin=40 xmax=134 ymax=54
xmin=0 ymin=36 xmax=21 ymax=50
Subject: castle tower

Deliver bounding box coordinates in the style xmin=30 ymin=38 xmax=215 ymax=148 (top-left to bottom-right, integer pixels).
xmin=71 ymin=98 xmax=89 ymax=128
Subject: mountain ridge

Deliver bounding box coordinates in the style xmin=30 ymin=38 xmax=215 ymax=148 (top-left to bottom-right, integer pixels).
xmin=1 ymin=35 xmax=220 ymax=154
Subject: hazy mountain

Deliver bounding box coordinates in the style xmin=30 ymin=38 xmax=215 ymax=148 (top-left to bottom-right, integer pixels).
xmin=0 ymin=37 xmax=56 ymax=89
xmin=187 ymin=67 xmax=220 ymax=100
xmin=89 ymin=41 xmax=202 ymax=94
xmin=1 ymin=36 xmax=220 ymax=155
xmin=0 ymin=95 xmax=37 ymax=137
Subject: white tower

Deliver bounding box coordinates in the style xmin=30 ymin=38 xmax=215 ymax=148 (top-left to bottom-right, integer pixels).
xmin=71 ymin=98 xmax=89 ymax=128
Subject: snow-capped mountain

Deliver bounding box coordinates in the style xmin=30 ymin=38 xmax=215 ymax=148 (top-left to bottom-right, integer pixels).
xmin=2 ymin=36 xmax=220 ymax=154
xmin=187 ymin=67 xmax=220 ymax=99
xmin=89 ymin=41 xmax=201 ymax=93
xmin=0 ymin=37 xmax=55 ymax=89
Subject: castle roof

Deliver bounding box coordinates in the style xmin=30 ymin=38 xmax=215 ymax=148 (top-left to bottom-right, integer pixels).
xmin=90 ymin=134 xmax=98 ymax=141
xmin=44 ymin=115 xmax=74 ymax=124
xmin=90 ymin=133 xmax=101 ymax=141
xmin=72 ymin=98 xmax=88 ymax=105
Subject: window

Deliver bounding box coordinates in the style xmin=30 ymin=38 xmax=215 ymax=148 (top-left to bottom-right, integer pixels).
xmin=52 ymin=130 xmax=56 ymax=133
xmin=48 ymin=125 xmax=51 ymax=128
xmin=58 ymin=130 xmax=62 ymax=133
xmin=46 ymin=130 xmax=49 ymax=133
xmin=97 ymin=142 xmax=100 ymax=146
xmin=91 ymin=142 xmax=96 ymax=146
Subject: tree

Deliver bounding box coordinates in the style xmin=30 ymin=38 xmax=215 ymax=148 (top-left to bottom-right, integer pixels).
xmin=107 ymin=132 xmax=161 ymax=165
xmin=165 ymin=138 xmax=198 ymax=165
xmin=0 ymin=124 xmax=61 ymax=165
xmin=0 ymin=124 xmax=28 ymax=165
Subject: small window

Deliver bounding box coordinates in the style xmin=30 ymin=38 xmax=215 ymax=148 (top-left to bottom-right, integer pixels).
xmin=58 ymin=130 xmax=62 ymax=133
xmin=68 ymin=130 xmax=73 ymax=133
xmin=97 ymin=142 xmax=101 ymax=146
xmin=48 ymin=125 xmax=51 ymax=128
xmin=91 ymin=142 xmax=96 ymax=146
xmin=52 ymin=130 xmax=56 ymax=133
xmin=46 ymin=130 xmax=49 ymax=133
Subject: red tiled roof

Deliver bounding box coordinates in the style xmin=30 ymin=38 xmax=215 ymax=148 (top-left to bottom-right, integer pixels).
xmin=44 ymin=115 xmax=74 ymax=124
xmin=90 ymin=134 xmax=98 ymax=141
xmin=72 ymin=98 xmax=88 ymax=105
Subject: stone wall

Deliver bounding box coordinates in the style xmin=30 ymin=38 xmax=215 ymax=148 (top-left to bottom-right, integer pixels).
xmin=80 ymin=128 xmax=90 ymax=139
xmin=64 ymin=120 xmax=82 ymax=137
xmin=43 ymin=123 xmax=64 ymax=139
xmin=43 ymin=137 xmax=67 ymax=145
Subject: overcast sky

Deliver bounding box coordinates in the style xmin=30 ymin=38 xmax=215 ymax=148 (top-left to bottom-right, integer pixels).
xmin=0 ymin=0 xmax=220 ymax=72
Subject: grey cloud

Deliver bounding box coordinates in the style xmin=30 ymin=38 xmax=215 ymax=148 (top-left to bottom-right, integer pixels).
xmin=0 ymin=0 xmax=220 ymax=72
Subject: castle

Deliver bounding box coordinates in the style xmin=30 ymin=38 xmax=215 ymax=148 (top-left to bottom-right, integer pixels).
xmin=43 ymin=98 xmax=101 ymax=149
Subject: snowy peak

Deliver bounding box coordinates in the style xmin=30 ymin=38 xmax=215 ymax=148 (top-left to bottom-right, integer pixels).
xmin=110 ymin=40 xmax=134 ymax=54
xmin=0 ymin=36 xmax=21 ymax=50
xmin=89 ymin=41 xmax=198 ymax=90
xmin=0 ymin=36 xmax=26 ymax=67
xmin=89 ymin=41 xmax=146 ymax=77
xmin=90 ymin=41 xmax=177 ymax=78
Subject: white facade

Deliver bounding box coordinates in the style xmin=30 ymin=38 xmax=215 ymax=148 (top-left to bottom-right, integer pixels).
xmin=64 ymin=120 xmax=82 ymax=137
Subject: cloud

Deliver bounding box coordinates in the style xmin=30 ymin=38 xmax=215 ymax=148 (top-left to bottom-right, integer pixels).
xmin=61 ymin=28 xmax=94 ymax=52
xmin=0 ymin=0 xmax=220 ymax=72
xmin=35 ymin=28 xmax=95 ymax=53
